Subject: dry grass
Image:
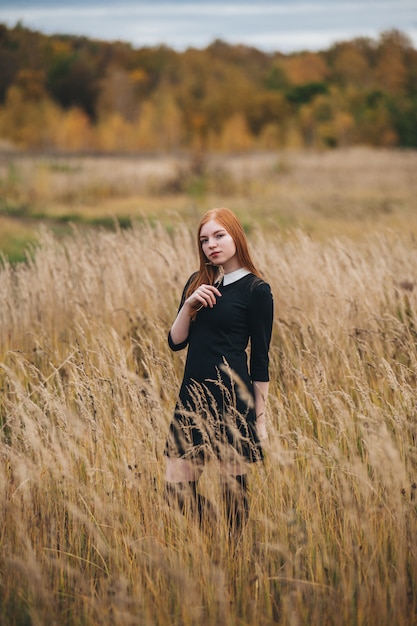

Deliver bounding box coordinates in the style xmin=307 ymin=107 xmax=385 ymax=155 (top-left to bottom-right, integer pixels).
xmin=0 ymin=218 xmax=417 ymax=625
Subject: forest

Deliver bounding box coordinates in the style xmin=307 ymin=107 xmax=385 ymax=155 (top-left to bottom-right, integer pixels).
xmin=0 ymin=22 xmax=416 ymax=153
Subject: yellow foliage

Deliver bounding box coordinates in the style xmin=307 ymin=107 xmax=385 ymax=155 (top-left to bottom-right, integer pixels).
xmin=258 ymin=123 xmax=283 ymax=149
xmin=333 ymin=111 xmax=355 ymax=146
xmin=136 ymin=101 xmax=158 ymax=151
xmin=151 ymin=92 xmax=184 ymax=151
xmin=49 ymin=39 xmax=72 ymax=55
xmin=214 ymin=113 xmax=254 ymax=152
xmin=56 ymin=108 xmax=94 ymax=152
xmin=96 ymin=112 xmax=135 ymax=152
xmin=0 ymin=86 xmax=61 ymax=149
xmin=283 ymin=121 xmax=304 ymax=148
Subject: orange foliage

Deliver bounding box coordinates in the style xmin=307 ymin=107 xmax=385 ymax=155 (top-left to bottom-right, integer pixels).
xmin=376 ymin=44 xmax=407 ymax=94
xmin=129 ymin=68 xmax=149 ymax=85
xmin=284 ymin=52 xmax=328 ymax=85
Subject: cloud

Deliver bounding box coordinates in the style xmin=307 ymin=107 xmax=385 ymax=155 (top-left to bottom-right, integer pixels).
xmin=1 ymin=0 xmax=416 ymax=51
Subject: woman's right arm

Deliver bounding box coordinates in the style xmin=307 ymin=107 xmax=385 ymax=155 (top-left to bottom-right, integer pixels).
xmin=169 ymin=301 xmax=194 ymax=345
xmin=169 ymin=284 xmax=222 ymax=347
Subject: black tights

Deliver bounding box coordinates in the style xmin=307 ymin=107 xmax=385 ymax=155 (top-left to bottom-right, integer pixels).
xmin=164 ymin=474 xmax=249 ymax=535
xmin=220 ymin=474 xmax=249 ymax=536
xmin=164 ymin=481 xmax=200 ymax=517
xmin=164 ymin=481 xmax=214 ymax=526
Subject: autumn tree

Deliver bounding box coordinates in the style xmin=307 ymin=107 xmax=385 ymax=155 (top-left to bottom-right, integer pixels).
xmin=0 ymin=83 xmax=57 ymax=149
xmin=375 ymin=30 xmax=410 ymax=95
xmin=284 ymin=52 xmax=328 ymax=85
xmin=329 ymin=42 xmax=374 ymax=89
xmin=0 ymin=23 xmax=416 ymax=151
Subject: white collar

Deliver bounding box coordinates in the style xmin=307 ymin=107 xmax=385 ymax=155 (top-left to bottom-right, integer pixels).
xmin=222 ymin=268 xmax=251 ymax=286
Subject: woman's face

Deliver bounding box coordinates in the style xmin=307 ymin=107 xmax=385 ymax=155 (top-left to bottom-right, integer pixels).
xmin=199 ymin=218 xmax=240 ymax=273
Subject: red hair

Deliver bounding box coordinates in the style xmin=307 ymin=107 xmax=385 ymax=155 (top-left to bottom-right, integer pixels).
xmin=186 ymin=208 xmax=261 ymax=304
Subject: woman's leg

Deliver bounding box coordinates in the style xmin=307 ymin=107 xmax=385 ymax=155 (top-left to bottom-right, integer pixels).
xmin=220 ymin=473 xmax=249 ymax=537
xmin=165 ymin=457 xmax=203 ymax=483
xmin=164 ymin=458 xmax=216 ymax=526
xmin=164 ymin=457 xmax=202 ymax=514
xmin=164 ymin=480 xmax=199 ymax=516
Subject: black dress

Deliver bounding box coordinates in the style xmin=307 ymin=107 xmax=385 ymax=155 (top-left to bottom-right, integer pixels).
xmin=165 ymin=272 xmax=274 ymax=465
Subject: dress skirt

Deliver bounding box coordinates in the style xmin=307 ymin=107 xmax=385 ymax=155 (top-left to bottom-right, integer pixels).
xmin=164 ymin=367 xmax=263 ymax=464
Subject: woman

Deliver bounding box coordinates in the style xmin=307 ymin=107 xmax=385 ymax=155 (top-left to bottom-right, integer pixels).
xmin=164 ymin=208 xmax=274 ymax=534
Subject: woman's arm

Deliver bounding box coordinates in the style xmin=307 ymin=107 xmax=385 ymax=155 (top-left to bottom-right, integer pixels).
xmin=169 ymin=301 xmax=193 ymax=345
xmin=169 ymin=283 xmax=222 ymax=346
xmin=248 ymin=281 xmax=274 ymax=441
xmin=253 ymin=381 xmax=269 ymax=441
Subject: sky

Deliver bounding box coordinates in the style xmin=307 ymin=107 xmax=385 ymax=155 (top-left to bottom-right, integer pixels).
xmin=0 ymin=0 xmax=416 ymax=53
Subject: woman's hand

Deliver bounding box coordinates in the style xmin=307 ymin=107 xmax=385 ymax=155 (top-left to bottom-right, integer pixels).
xmin=185 ymin=284 xmax=222 ymax=311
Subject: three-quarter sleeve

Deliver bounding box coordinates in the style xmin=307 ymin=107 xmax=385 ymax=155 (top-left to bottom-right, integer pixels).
xmin=248 ymin=281 xmax=274 ymax=381
xmin=168 ymin=330 xmax=189 ymax=351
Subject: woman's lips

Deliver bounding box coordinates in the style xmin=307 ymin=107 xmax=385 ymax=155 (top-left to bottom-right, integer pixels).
xmin=210 ymin=252 xmax=220 ymax=258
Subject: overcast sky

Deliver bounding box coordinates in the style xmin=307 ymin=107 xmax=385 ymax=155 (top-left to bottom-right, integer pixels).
xmin=0 ymin=0 xmax=416 ymax=53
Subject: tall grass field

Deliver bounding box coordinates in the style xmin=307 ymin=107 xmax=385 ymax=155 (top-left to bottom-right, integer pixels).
xmin=0 ymin=149 xmax=417 ymax=625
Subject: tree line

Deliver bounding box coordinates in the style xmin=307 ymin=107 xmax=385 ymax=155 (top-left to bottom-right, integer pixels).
xmin=0 ymin=23 xmax=416 ymax=152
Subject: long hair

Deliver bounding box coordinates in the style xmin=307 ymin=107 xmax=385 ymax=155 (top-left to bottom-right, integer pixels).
xmin=185 ymin=208 xmax=262 ymax=305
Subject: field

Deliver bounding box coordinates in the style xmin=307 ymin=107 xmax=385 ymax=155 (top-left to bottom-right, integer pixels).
xmin=1 ymin=147 xmax=417 ymax=625
xmin=1 ymin=147 xmax=417 ymax=261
